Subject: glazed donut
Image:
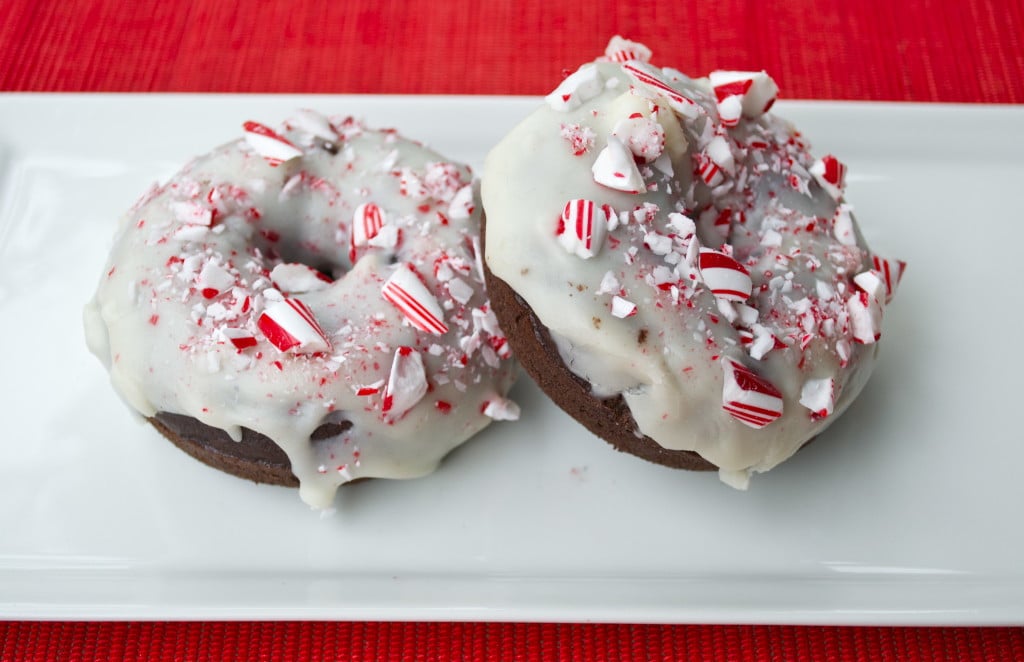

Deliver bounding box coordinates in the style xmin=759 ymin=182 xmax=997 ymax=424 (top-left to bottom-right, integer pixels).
xmin=481 ymin=37 xmax=904 ymax=488
xmin=85 ymin=110 xmax=518 ymax=508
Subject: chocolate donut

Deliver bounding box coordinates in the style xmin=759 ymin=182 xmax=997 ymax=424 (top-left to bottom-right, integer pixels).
xmin=481 ymin=37 xmax=904 ymax=488
xmin=85 ymin=111 xmax=519 ymax=508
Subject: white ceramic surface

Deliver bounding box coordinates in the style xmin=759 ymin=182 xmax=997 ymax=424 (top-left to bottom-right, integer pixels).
xmin=0 ymin=95 xmax=1021 ymax=624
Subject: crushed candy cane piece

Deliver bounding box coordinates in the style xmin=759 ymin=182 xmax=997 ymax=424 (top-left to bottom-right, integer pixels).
xmin=170 ymin=201 xmax=214 ymax=227
xmin=592 ymin=136 xmax=645 ymax=193
xmin=197 ymin=261 xmax=234 ymax=298
xmin=545 ymin=64 xmax=605 ymax=112
xmin=257 ymin=298 xmax=331 ymax=354
xmin=872 ymin=255 xmax=906 ymax=303
xmin=382 ymin=346 xmax=428 ymax=418
xmin=846 ymin=290 xmax=883 ymax=344
xmin=611 ymin=295 xmax=638 ymax=318
xmin=833 ymin=203 xmax=857 ymax=246
xmin=604 ymin=35 xmax=652 ymax=63
xmin=270 ymin=263 xmax=331 ymax=293
xmin=351 ymin=202 xmax=385 ymax=250
xmin=810 ymin=154 xmax=847 ymax=200
xmin=243 ymin=121 xmax=303 ymax=166
xmin=448 ymin=184 xmax=475 ymax=220
xmin=597 ymin=270 xmax=620 ymax=295
xmin=611 ymin=115 xmax=665 ymax=162
xmin=560 ymin=123 xmax=596 ymax=156
xmin=721 ymin=358 xmax=784 ymax=429
xmin=483 ymin=397 xmax=521 ymax=421
xmin=699 ymin=248 xmax=752 ymax=302
xmin=800 ymin=377 xmax=835 ymax=418
xmin=705 ymin=135 xmax=735 ymax=175
xmin=709 ymin=71 xmax=779 ymax=119
xmin=222 ymin=328 xmax=258 ymax=350
xmin=557 ymin=199 xmax=608 ymax=259
xmin=446 ymin=277 xmax=474 ymax=304
xmin=622 ymin=61 xmax=698 ymax=118
xmin=382 ymin=264 xmax=449 ymax=335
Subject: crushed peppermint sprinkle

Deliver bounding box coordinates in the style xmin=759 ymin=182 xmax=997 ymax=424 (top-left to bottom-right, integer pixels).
xmin=611 ymin=115 xmax=665 ymax=162
xmin=557 ymin=199 xmax=608 ymax=259
xmin=603 ymin=35 xmax=652 ymax=63
xmin=721 ymin=358 xmax=784 ymax=428
xmin=382 ymin=264 xmax=449 ymax=335
xmin=611 ymin=295 xmax=638 ymax=318
xmin=545 ymin=64 xmax=605 ymax=112
xmin=708 ymin=71 xmax=779 ymax=122
xmin=243 ymin=121 xmax=303 ymax=166
xmin=810 ymin=155 xmax=847 ymax=200
xmin=698 ymin=249 xmax=753 ymax=302
xmin=382 ymin=346 xmax=428 ymax=419
xmin=257 ymin=297 xmax=331 ymax=354
xmin=800 ymin=377 xmax=836 ymax=418
xmin=270 ymin=263 xmax=331 ymax=293
xmin=560 ymin=123 xmax=597 ymax=156
xmin=621 ymin=61 xmax=698 ymax=119
xmin=592 ymin=136 xmax=645 ymax=193
xmin=483 ymin=397 xmax=521 ymax=421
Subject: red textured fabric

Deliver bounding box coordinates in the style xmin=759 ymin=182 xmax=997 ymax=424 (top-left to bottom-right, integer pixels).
xmin=1 ymin=623 xmax=1023 ymax=661
xmin=1 ymin=0 xmax=1022 ymax=102
xmin=2 ymin=0 xmax=1023 ymax=659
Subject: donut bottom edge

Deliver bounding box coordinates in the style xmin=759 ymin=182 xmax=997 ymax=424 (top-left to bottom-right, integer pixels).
xmin=481 ymin=230 xmax=715 ymax=473
xmin=148 ymin=412 xmax=300 ymax=488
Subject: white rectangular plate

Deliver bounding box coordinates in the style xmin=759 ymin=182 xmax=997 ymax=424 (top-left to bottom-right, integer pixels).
xmin=0 ymin=95 xmax=1021 ymax=625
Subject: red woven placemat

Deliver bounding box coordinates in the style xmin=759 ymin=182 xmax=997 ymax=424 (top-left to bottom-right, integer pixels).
xmin=1 ymin=0 xmax=1022 ymax=102
xmin=1 ymin=623 xmax=1023 ymax=661
xmin=2 ymin=0 xmax=1023 ymax=659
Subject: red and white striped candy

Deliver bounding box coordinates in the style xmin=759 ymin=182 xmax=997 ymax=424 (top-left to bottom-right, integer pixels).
xmin=810 ymin=154 xmax=847 ymax=200
xmin=622 ymin=61 xmax=699 ymax=119
xmin=351 ymin=202 xmax=386 ymax=253
xmin=699 ymin=248 xmax=752 ymax=302
xmin=382 ymin=264 xmax=449 ymax=335
xmin=708 ymin=71 xmax=779 ymax=120
xmin=257 ymin=297 xmax=331 ymax=354
xmin=697 ymin=136 xmax=735 ymax=186
xmin=222 ymin=328 xmax=258 ymax=351
xmin=611 ymin=295 xmax=638 ymax=318
xmin=696 ymin=153 xmax=724 ymax=187
xmin=270 ymin=263 xmax=331 ymax=293
xmin=799 ymin=377 xmax=835 ymax=418
xmin=243 ymin=121 xmax=303 ymax=166
xmin=603 ymin=35 xmax=652 ymax=63
xmin=382 ymin=346 xmax=428 ymax=419
xmin=706 ymin=136 xmax=735 ymax=175
xmin=846 ymin=289 xmax=882 ymax=344
xmin=853 ymin=270 xmax=886 ymax=303
xmin=871 ymin=255 xmax=906 ymax=303
xmin=592 ymin=136 xmax=645 ymax=193
xmin=545 ymin=64 xmax=605 ymax=112
xmin=557 ymin=199 xmax=609 ymax=259
xmin=721 ymin=358 xmax=784 ymax=429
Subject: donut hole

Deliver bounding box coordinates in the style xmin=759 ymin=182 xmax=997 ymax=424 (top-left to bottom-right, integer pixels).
xmin=255 ymin=231 xmax=352 ymax=282
xmin=310 ymin=420 xmax=352 ymax=442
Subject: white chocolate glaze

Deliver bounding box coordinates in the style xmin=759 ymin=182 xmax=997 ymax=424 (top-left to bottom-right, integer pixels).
xmin=482 ymin=39 xmax=903 ymax=488
xmin=85 ymin=112 xmax=518 ymax=508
